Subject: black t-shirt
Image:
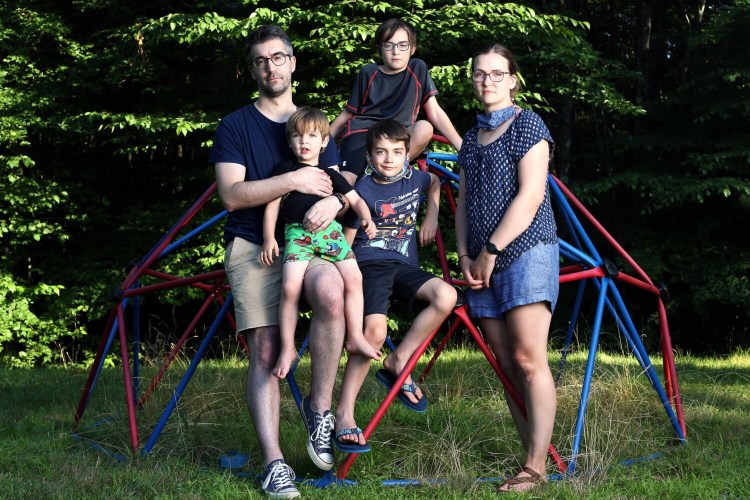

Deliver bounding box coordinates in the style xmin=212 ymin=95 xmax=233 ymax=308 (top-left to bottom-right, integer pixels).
xmin=272 ymin=160 xmax=353 ymax=228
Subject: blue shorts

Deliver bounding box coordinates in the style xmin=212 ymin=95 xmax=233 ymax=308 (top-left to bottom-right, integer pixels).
xmin=466 ymin=242 xmax=559 ymax=319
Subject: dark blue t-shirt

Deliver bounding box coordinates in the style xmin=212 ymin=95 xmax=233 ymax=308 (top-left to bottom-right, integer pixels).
xmin=351 ymin=169 xmax=431 ymax=266
xmin=208 ymin=104 xmax=342 ymax=245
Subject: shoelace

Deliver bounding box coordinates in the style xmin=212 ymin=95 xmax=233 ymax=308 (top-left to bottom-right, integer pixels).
xmin=267 ymin=461 xmax=296 ymax=490
xmin=311 ymin=412 xmax=334 ymax=448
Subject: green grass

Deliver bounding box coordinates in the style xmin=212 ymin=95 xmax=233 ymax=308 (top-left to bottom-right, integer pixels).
xmin=2 ymin=346 xmax=749 ymax=498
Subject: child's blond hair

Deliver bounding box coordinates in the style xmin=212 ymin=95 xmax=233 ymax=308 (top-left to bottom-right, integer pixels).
xmin=286 ymin=106 xmax=331 ymax=140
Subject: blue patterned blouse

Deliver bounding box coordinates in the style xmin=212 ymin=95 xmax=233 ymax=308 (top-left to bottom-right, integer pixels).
xmin=458 ymin=109 xmax=558 ymax=273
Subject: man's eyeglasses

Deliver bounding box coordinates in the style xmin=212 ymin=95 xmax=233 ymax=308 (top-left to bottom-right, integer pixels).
xmin=472 ymin=70 xmax=511 ymax=83
xmin=381 ymin=41 xmax=410 ymax=52
xmin=252 ymin=53 xmax=291 ymax=69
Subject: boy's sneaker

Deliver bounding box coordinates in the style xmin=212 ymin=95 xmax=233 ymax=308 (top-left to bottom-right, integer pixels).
xmin=261 ymin=459 xmax=300 ymax=499
xmin=300 ymin=395 xmax=334 ymax=470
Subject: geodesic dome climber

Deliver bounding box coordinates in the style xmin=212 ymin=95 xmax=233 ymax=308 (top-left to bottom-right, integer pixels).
xmin=72 ymin=142 xmax=686 ymax=483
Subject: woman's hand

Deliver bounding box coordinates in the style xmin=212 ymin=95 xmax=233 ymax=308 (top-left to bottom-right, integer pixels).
xmin=470 ymin=251 xmax=497 ymax=288
xmin=460 ymin=256 xmax=484 ymax=290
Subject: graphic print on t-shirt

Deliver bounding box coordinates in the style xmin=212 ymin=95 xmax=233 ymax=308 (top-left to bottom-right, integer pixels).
xmin=361 ymin=186 xmax=421 ymax=257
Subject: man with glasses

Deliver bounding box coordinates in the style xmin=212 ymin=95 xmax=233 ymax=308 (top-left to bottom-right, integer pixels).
xmin=210 ymin=25 xmax=346 ymax=499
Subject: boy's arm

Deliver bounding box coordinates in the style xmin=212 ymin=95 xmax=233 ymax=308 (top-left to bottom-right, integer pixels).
xmin=423 ymin=96 xmax=463 ymax=152
xmin=419 ymin=172 xmax=441 ymax=247
xmin=330 ymin=109 xmax=354 ymax=140
xmin=260 ymin=197 xmax=282 ymax=266
xmin=343 ymin=190 xmax=375 ymax=238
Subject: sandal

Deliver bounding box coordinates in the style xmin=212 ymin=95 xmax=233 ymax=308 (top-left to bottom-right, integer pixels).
xmin=334 ymin=426 xmax=371 ymax=453
xmin=375 ymin=368 xmax=428 ymax=413
xmin=497 ymin=466 xmax=546 ymax=493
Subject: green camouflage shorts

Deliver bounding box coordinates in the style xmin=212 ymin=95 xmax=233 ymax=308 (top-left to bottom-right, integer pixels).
xmin=283 ymin=221 xmax=355 ymax=264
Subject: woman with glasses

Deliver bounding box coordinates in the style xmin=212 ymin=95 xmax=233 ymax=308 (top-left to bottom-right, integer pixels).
xmin=455 ymin=43 xmax=559 ymax=493
xmin=331 ymin=18 xmax=462 ymax=181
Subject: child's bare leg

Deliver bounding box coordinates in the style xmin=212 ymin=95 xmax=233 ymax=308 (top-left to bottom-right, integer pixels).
xmin=335 ymin=259 xmax=381 ymax=361
xmin=336 ymin=314 xmax=388 ymax=445
xmin=274 ymin=261 xmax=309 ymax=379
xmin=407 ymin=120 xmax=434 ymax=159
xmin=382 ymin=277 xmax=456 ymax=404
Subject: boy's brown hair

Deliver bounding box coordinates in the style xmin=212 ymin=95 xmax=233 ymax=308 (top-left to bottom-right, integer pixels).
xmin=365 ymin=119 xmax=411 ymax=153
xmin=374 ymin=18 xmax=417 ymax=50
xmin=285 ymin=106 xmax=331 ymax=140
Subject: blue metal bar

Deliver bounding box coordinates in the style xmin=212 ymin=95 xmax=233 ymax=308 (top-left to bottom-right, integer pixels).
xmin=141 ymin=294 xmax=234 ymax=455
xmin=559 ymin=240 xmax=599 ymax=269
xmin=160 ymin=211 xmax=228 ymax=258
xmin=607 ymin=284 xmax=686 ymax=441
xmin=555 ymin=280 xmax=587 ymax=385
xmin=548 ymin=177 xmax=603 ymax=263
xmin=568 ymin=278 xmax=609 ymax=474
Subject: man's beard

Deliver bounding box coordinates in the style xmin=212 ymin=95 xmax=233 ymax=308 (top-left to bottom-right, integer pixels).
xmin=259 ymin=74 xmax=289 ymax=98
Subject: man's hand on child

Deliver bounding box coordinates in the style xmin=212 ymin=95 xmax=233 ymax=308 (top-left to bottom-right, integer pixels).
xmin=294 ymin=166 xmax=333 ymax=197
xmin=361 ymin=219 xmax=376 ymax=238
xmin=259 ymin=240 xmax=279 ymax=266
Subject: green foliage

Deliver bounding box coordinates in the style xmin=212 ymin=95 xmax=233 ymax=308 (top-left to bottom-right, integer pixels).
xmin=1 ymin=0 xmax=748 ymax=365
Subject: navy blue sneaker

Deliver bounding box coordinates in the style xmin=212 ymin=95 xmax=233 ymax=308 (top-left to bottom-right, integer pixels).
xmin=300 ymin=395 xmax=334 ymax=470
xmin=261 ymin=459 xmax=300 ymax=499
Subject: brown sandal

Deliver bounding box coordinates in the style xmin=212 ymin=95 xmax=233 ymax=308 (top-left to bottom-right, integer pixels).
xmin=497 ymin=466 xmax=546 ymax=493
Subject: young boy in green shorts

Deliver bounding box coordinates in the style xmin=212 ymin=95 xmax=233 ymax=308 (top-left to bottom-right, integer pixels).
xmin=260 ymin=107 xmax=379 ymax=379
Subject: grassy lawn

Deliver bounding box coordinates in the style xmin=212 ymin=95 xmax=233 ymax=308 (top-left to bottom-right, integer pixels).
xmin=1 ymin=346 xmax=749 ymax=498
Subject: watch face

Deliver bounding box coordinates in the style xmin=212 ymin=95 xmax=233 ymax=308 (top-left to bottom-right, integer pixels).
xmin=486 ymin=242 xmax=501 ymax=255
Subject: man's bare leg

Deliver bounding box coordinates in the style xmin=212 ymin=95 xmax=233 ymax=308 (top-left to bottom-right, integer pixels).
xmin=245 ymin=325 xmax=283 ymax=468
xmin=303 ymin=261 xmax=345 ymax=411
xmin=299 ymin=261 xmax=345 ymax=470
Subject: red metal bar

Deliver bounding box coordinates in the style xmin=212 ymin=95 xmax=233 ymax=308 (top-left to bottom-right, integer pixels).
xmin=136 ymin=291 xmax=219 ymax=409
xmin=560 ymin=264 xmax=585 ymax=275
xmin=613 ymin=271 xmax=660 ymax=296
xmin=116 ymin=304 xmax=140 ymax=453
xmin=73 ymin=307 xmax=118 ymax=428
xmin=417 ymin=313 xmax=463 ymax=384
xmin=143 ymin=268 xmax=230 ymax=294
xmin=121 ymin=270 xmax=227 ymax=298
xmin=658 ymin=300 xmax=686 ymax=437
xmin=120 ymin=183 xmax=218 ymax=293
xmin=337 ymin=325 xmax=442 ymax=479
xmin=550 ymin=176 xmax=654 ymax=287
xmin=454 ymin=306 xmax=567 ymax=472
xmin=559 ymin=268 xmax=605 ymax=284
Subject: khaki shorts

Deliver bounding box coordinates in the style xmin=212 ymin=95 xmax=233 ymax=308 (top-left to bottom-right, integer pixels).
xmin=224 ymin=237 xmax=333 ymax=332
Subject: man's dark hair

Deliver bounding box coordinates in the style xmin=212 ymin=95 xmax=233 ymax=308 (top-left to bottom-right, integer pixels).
xmin=245 ymin=25 xmax=294 ymax=65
